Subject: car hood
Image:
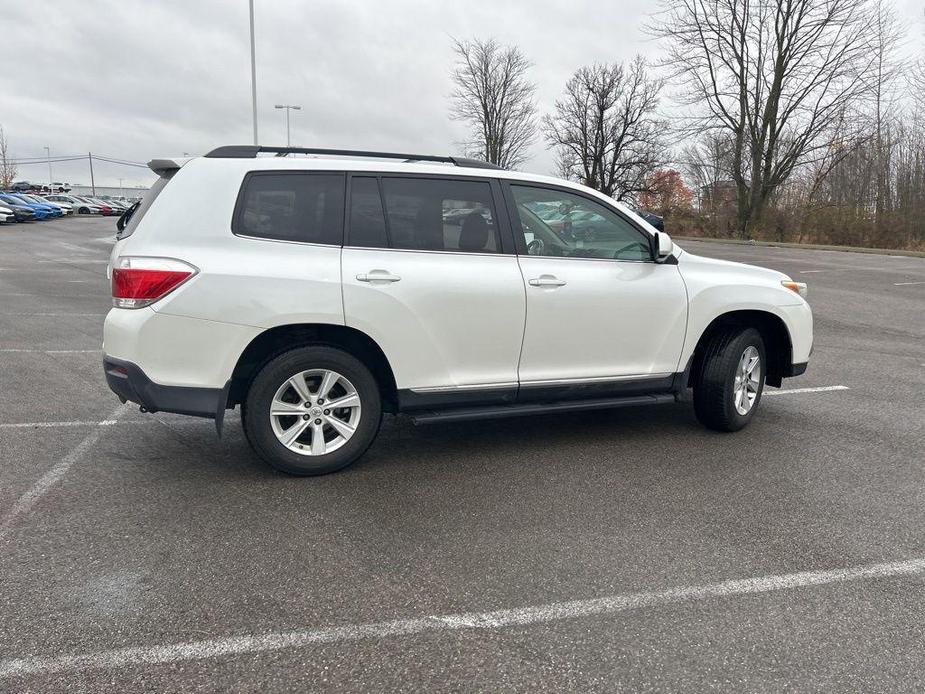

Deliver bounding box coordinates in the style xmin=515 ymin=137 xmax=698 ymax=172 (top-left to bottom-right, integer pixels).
xmin=675 ymin=247 xmax=791 ymax=283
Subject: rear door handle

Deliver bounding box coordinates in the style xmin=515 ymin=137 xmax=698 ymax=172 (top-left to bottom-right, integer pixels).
xmin=528 ymin=275 xmax=566 ymax=287
xmin=356 ymin=270 xmax=401 ymax=283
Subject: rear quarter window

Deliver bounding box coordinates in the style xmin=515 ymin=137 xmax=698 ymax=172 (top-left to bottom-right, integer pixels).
xmin=117 ymin=175 xmax=171 ymax=239
xmin=233 ymin=172 xmax=345 ymax=245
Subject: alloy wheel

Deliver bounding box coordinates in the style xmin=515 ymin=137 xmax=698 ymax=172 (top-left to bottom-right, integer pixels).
xmin=733 ymin=346 xmax=761 ymax=415
xmin=269 ymin=369 xmax=361 ymax=456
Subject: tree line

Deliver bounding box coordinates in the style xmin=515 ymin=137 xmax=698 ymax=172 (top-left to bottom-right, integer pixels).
xmin=449 ymin=0 xmax=925 ymax=251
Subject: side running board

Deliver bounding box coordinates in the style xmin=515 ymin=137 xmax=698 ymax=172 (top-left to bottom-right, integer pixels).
xmin=408 ymin=393 xmax=676 ymax=425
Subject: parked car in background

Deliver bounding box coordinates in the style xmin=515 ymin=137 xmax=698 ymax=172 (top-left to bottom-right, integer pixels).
xmin=0 ymin=196 xmax=36 ymax=222
xmin=0 ymin=193 xmax=52 ymax=220
xmin=10 ymin=181 xmax=34 ymax=192
xmin=46 ymin=194 xmax=101 ymax=215
xmin=636 ymin=210 xmax=664 ymax=232
xmin=11 ymin=193 xmax=62 ymax=218
xmin=51 ymin=182 xmax=72 ymax=193
xmin=18 ymin=193 xmax=69 ymax=216
xmin=81 ymin=197 xmax=116 ymax=215
xmin=0 ymin=204 xmax=15 ymax=223
xmin=35 ymin=196 xmax=74 ymax=215
xmin=97 ymin=197 xmax=129 ymax=212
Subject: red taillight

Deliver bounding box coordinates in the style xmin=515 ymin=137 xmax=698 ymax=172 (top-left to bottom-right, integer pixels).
xmin=111 ymin=257 xmax=197 ymax=309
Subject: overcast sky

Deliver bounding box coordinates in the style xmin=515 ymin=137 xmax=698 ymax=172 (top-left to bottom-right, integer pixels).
xmin=4 ymin=0 xmax=924 ymax=189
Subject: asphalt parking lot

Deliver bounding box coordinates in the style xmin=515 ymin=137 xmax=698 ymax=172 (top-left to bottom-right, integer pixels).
xmin=1 ymin=216 xmax=923 ymax=692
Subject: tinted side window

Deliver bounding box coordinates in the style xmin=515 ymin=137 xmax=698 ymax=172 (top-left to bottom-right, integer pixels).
xmin=348 ymin=176 xmax=388 ymax=248
xmin=381 ymin=177 xmax=499 ymax=253
xmin=234 ymin=173 xmax=344 ymax=244
xmin=510 ymin=185 xmax=651 ymax=261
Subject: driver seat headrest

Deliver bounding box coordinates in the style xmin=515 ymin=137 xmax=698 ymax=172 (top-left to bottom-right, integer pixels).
xmin=458 ymin=212 xmax=490 ymax=252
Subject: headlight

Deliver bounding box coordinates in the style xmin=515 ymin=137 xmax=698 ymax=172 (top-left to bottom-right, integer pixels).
xmin=782 ymin=280 xmax=808 ymax=299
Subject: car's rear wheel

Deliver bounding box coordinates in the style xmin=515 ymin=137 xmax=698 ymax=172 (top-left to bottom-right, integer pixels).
xmin=78 ymin=207 xmax=89 ymax=214
xmin=693 ymin=327 xmax=766 ymax=432
xmin=242 ymin=345 xmax=382 ymax=475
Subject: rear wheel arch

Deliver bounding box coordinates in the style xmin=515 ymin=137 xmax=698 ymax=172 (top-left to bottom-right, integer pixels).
xmin=687 ymin=310 xmax=792 ymax=388
xmin=228 ymin=324 xmax=398 ymax=412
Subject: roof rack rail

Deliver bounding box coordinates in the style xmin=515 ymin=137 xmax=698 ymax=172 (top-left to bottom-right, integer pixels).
xmin=203 ymin=145 xmax=503 ymax=170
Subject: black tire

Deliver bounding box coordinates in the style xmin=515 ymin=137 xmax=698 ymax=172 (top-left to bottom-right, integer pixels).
xmin=78 ymin=207 xmax=89 ymax=215
xmin=693 ymin=327 xmax=766 ymax=432
xmin=242 ymin=345 xmax=382 ymax=475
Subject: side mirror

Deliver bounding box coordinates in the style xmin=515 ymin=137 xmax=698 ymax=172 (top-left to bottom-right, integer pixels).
xmin=655 ymin=231 xmax=673 ymax=260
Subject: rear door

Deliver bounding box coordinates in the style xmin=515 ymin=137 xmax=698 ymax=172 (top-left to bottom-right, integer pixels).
xmin=341 ymin=174 xmax=525 ymax=404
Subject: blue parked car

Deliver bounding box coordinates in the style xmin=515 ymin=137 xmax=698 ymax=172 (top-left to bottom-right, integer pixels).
xmin=0 ymin=193 xmax=55 ymax=219
xmin=17 ymin=193 xmax=65 ymax=218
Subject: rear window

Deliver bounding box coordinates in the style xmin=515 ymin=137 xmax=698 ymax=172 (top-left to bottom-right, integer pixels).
xmin=233 ymin=172 xmax=345 ymax=244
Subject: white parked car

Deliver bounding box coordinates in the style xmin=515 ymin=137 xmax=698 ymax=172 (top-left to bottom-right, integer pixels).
xmin=45 ymin=194 xmax=100 ymax=215
xmin=0 ymin=204 xmax=14 ymax=223
xmin=38 ymin=197 xmax=74 ymax=215
xmin=104 ymin=146 xmax=812 ymax=475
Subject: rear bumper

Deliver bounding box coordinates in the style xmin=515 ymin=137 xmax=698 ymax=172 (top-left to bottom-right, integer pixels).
xmin=104 ymin=355 xmax=228 ymax=419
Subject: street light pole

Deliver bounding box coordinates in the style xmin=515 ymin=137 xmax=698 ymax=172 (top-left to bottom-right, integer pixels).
xmin=44 ymin=146 xmax=52 ymax=192
xmin=249 ymin=0 xmax=258 ymax=145
xmin=118 ymin=178 xmax=124 ymax=198
xmin=274 ymin=104 xmax=302 ymax=146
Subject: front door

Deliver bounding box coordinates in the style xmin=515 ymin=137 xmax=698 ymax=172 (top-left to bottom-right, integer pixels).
xmin=506 ymin=183 xmax=688 ymax=391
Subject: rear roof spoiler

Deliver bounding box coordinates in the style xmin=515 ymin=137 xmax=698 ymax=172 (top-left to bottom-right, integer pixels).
xmin=147 ymin=159 xmax=182 ymax=177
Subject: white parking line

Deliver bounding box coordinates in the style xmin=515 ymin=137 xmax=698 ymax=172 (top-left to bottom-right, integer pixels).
xmin=894 ymin=281 xmax=925 ymax=286
xmin=0 ymin=403 xmax=130 ymax=542
xmin=765 ymin=385 xmax=849 ymax=395
xmin=0 ymin=349 xmax=101 ymax=354
xmin=0 ymin=419 xmax=139 ymax=430
xmin=1 ymin=555 xmax=922 ymax=679
xmin=0 ymin=313 xmax=107 ymax=317
xmin=36 ymin=258 xmax=107 ymax=264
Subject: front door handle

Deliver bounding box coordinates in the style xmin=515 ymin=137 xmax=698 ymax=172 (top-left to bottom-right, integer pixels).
xmin=528 ymin=275 xmax=567 ymax=287
xmin=356 ymin=270 xmax=401 ymax=283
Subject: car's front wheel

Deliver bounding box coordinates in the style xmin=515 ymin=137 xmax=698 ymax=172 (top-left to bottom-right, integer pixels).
xmin=242 ymin=345 xmax=382 ymax=475
xmin=693 ymin=327 xmax=766 ymax=432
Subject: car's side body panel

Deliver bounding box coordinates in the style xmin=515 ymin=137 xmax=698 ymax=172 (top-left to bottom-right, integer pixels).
xmin=342 ymin=247 xmax=526 ymax=391
xmin=104 ymin=306 xmax=261 ymax=389
xmin=676 ymin=251 xmax=813 ymax=368
xmin=515 ymin=255 xmax=688 ymax=382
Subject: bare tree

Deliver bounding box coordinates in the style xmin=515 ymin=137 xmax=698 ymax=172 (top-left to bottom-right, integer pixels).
xmin=0 ymin=125 xmax=16 ymax=189
xmin=543 ymin=57 xmax=665 ymax=200
xmin=449 ymin=37 xmax=537 ymax=169
xmin=680 ymin=132 xmax=734 ymax=208
xmin=869 ymin=0 xmax=903 ymax=229
xmin=651 ymin=0 xmax=881 ymax=236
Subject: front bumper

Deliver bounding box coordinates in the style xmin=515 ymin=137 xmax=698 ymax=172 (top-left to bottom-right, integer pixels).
xmin=104 ymin=355 xmax=229 ymax=422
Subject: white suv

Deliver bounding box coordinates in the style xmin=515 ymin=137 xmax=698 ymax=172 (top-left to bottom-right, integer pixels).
xmin=104 ymin=146 xmax=812 ymax=475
